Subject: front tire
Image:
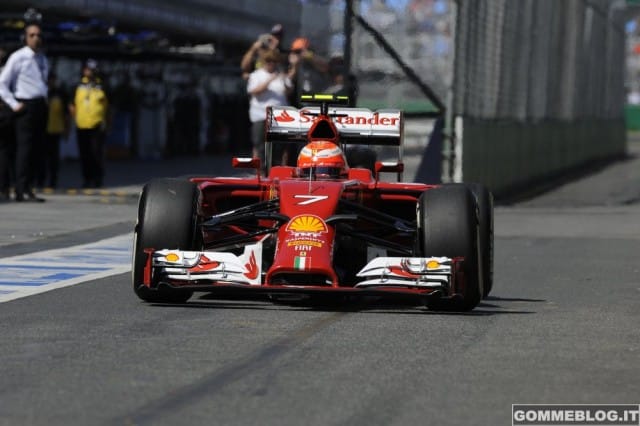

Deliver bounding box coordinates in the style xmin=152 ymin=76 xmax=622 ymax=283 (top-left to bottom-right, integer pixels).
xmin=132 ymin=178 xmax=200 ymax=303
xmin=467 ymin=183 xmax=494 ymax=297
xmin=417 ymin=184 xmax=481 ymax=311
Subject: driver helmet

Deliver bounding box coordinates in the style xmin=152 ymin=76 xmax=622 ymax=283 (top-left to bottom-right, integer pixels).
xmin=297 ymin=141 xmax=348 ymax=179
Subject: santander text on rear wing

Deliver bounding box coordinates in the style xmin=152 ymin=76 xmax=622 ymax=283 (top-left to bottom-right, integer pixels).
xmin=265 ymin=106 xmax=404 ymax=146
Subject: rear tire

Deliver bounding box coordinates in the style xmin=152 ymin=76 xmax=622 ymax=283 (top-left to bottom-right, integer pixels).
xmin=417 ymin=184 xmax=481 ymax=311
xmin=132 ymin=178 xmax=200 ymax=303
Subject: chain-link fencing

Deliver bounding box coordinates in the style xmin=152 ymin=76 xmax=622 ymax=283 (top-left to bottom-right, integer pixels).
xmin=308 ymin=0 xmax=453 ymax=113
xmin=454 ymin=0 xmax=625 ymax=121
xmin=298 ymin=0 xmax=453 ymax=182
xmin=451 ymin=0 xmax=626 ymax=193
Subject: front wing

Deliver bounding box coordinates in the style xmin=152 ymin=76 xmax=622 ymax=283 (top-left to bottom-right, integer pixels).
xmin=141 ymin=245 xmax=466 ymax=300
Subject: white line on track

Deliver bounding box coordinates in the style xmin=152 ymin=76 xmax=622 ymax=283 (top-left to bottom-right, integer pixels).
xmin=0 ymin=234 xmax=132 ymax=303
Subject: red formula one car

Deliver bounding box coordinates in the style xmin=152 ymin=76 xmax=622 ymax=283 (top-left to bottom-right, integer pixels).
xmin=132 ymin=95 xmax=493 ymax=311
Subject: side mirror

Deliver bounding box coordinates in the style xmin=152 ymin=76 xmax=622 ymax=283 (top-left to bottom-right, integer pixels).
xmin=374 ymin=161 xmax=404 ymax=182
xmin=232 ymin=157 xmax=260 ymax=169
xmin=232 ymin=157 xmax=261 ymax=179
xmin=374 ymin=161 xmax=404 ymax=174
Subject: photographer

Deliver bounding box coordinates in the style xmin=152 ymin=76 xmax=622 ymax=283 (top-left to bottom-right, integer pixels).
xmin=287 ymin=37 xmax=329 ymax=107
xmin=246 ymin=50 xmax=298 ymax=169
xmin=241 ymin=24 xmax=284 ymax=80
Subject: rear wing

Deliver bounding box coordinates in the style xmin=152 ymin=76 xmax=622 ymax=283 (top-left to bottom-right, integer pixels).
xmin=265 ymin=106 xmax=404 ymax=147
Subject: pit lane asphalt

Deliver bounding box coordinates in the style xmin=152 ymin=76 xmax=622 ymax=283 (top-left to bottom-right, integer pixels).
xmin=0 ymin=140 xmax=639 ymax=425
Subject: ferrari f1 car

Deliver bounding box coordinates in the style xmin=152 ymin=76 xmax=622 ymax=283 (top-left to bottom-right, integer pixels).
xmin=132 ymin=94 xmax=493 ymax=311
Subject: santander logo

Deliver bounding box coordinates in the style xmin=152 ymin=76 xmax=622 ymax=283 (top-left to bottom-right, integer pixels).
xmin=274 ymin=110 xmax=295 ymax=122
xmin=299 ymin=110 xmax=399 ymax=126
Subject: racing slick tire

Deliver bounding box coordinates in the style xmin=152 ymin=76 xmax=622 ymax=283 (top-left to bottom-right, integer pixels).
xmin=467 ymin=183 xmax=494 ymax=297
xmin=449 ymin=183 xmax=494 ymax=298
xmin=132 ymin=178 xmax=200 ymax=303
xmin=417 ymin=184 xmax=481 ymax=311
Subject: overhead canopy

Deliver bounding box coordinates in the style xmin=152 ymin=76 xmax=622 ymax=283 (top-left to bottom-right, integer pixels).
xmin=0 ymin=0 xmax=302 ymax=62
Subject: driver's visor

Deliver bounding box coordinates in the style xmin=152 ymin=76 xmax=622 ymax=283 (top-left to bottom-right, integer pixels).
xmin=297 ymin=166 xmax=343 ymax=178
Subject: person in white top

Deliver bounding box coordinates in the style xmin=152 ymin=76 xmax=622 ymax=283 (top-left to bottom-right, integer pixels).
xmin=0 ymin=22 xmax=49 ymax=202
xmin=247 ymin=49 xmax=299 ymax=170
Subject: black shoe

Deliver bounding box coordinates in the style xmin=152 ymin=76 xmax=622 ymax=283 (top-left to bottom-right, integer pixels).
xmin=16 ymin=193 xmax=46 ymax=203
xmin=28 ymin=192 xmax=46 ymax=202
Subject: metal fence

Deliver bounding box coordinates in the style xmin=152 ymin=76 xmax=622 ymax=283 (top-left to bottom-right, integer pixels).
xmin=453 ymin=0 xmax=626 ymax=122
xmin=297 ymin=0 xmax=626 ymax=120
xmin=451 ymin=0 xmax=627 ymax=193
xmin=282 ymin=0 xmax=628 ymax=192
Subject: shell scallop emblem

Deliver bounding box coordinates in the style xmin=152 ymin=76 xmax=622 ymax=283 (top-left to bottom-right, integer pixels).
xmin=286 ymin=215 xmax=328 ymax=233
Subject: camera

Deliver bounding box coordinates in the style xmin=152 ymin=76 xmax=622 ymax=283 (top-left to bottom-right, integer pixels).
xmin=259 ymin=34 xmax=273 ymax=49
xmin=24 ymin=8 xmax=42 ymax=24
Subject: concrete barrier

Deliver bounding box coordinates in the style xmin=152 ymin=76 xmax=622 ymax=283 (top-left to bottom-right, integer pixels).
xmin=459 ymin=118 xmax=627 ymax=198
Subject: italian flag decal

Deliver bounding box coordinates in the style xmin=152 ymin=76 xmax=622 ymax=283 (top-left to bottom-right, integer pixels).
xmin=294 ymin=256 xmax=309 ymax=270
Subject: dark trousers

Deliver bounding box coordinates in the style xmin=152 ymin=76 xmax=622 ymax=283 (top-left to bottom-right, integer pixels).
xmin=76 ymin=127 xmax=105 ymax=187
xmin=14 ymin=98 xmax=47 ymax=197
xmin=36 ymin=133 xmax=61 ymax=188
xmin=0 ymin=122 xmax=15 ymax=196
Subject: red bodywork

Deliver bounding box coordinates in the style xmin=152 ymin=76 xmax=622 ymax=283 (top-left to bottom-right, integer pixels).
xmin=140 ymin=170 xmax=466 ymax=301
xmin=141 ymin=99 xmax=466 ymax=303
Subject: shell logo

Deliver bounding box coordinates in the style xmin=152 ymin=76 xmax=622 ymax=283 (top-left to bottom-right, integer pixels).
xmin=286 ymin=215 xmax=328 ymax=233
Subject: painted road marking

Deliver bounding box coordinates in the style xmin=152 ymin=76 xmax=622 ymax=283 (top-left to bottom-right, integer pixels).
xmin=0 ymin=234 xmax=132 ymax=303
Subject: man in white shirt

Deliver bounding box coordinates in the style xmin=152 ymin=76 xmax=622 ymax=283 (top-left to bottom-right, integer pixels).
xmin=0 ymin=22 xmax=48 ymax=202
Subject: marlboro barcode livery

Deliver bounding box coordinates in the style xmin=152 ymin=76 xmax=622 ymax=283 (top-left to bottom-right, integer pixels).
xmin=132 ymin=94 xmax=494 ymax=311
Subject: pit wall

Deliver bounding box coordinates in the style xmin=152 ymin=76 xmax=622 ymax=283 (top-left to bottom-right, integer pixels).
xmin=458 ymin=117 xmax=627 ymax=198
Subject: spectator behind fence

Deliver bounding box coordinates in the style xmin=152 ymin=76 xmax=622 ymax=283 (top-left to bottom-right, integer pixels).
xmin=69 ymin=59 xmax=109 ymax=188
xmin=0 ymin=22 xmax=48 ymax=202
xmin=36 ymin=72 xmax=68 ymax=189
xmin=324 ymin=56 xmax=358 ymax=106
xmin=247 ymin=49 xmax=298 ymax=169
xmin=241 ymin=24 xmax=284 ymax=80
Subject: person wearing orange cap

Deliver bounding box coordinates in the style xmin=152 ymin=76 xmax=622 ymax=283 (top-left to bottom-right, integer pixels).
xmin=290 ymin=37 xmax=310 ymax=54
xmin=287 ymin=37 xmax=329 ymax=107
